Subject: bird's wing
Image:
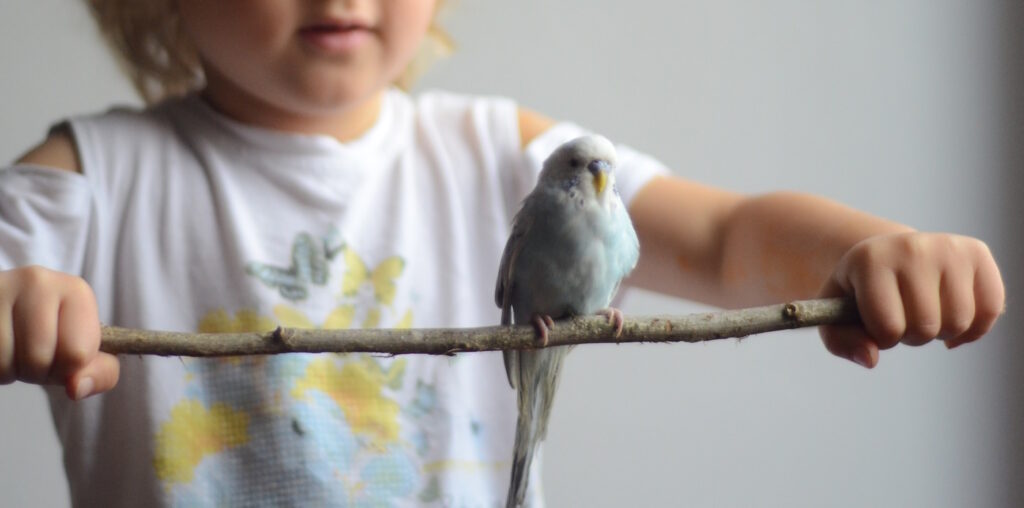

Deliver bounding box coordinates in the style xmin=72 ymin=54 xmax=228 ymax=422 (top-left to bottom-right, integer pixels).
xmin=495 ymin=200 xmax=537 ymax=322
xmin=496 ymin=202 xmax=537 ymax=390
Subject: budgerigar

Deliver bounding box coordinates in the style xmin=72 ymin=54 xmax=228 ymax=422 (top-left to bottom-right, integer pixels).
xmin=495 ymin=135 xmax=640 ymax=507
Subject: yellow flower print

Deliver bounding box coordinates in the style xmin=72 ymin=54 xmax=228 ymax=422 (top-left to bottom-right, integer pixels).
xmin=153 ymin=400 xmax=250 ymax=484
xmin=271 ymin=304 xmax=410 ymax=331
xmin=341 ymin=247 xmax=404 ymax=306
xmin=273 ymin=305 xmax=316 ymax=329
xmin=395 ymin=309 xmax=413 ymax=329
xmin=324 ymin=305 xmax=356 ymax=329
xmin=274 ymin=304 xmax=357 ymax=329
xmin=197 ymin=309 xmax=277 ymax=334
xmin=362 ymin=308 xmax=381 ymax=329
xmin=292 ymin=356 xmax=407 ymax=449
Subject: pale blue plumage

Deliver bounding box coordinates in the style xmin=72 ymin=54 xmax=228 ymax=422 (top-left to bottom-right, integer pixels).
xmin=495 ymin=135 xmax=639 ymax=507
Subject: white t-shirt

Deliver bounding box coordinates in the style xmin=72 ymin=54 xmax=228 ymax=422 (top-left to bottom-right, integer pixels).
xmin=0 ymin=89 xmax=667 ymax=507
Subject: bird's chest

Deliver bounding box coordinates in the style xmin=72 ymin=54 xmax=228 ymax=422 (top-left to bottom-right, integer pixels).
xmin=514 ymin=208 xmax=616 ymax=316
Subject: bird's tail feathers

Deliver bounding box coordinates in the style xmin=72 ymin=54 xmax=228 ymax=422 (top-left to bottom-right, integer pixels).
xmin=506 ymin=414 xmax=540 ymax=508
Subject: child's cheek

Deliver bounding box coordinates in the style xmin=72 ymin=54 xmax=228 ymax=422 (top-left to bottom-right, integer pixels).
xmin=380 ymin=0 xmax=438 ymax=56
xmin=178 ymin=0 xmax=296 ymax=63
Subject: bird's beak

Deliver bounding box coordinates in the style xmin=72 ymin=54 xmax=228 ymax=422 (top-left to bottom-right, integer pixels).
xmin=588 ymin=160 xmax=611 ymax=195
xmin=593 ymin=171 xmax=607 ymax=195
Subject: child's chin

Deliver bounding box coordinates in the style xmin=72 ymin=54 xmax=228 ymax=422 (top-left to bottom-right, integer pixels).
xmin=288 ymin=76 xmax=385 ymax=112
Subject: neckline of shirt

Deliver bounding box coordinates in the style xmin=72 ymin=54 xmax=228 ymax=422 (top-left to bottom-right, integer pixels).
xmin=171 ymin=88 xmax=411 ymax=170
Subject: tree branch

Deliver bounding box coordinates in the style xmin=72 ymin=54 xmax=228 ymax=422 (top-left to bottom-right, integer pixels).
xmin=99 ymin=297 xmax=859 ymax=357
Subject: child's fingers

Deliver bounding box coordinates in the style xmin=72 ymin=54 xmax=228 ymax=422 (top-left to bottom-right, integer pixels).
xmin=12 ymin=281 xmax=60 ymax=384
xmin=65 ymin=352 xmax=120 ymax=400
xmin=817 ymin=278 xmax=880 ymax=367
xmin=947 ymin=258 xmax=1005 ymax=348
xmin=897 ymin=267 xmax=941 ymax=346
xmin=820 ymin=234 xmax=1004 ymax=358
xmin=936 ymin=266 xmax=974 ymax=343
xmin=850 ymin=268 xmax=905 ymax=350
xmin=1 ymin=267 xmax=108 ymax=392
xmin=51 ymin=279 xmax=101 ymax=386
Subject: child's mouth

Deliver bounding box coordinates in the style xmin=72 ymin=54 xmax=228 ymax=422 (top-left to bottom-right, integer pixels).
xmin=298 ymin=22 xmax=372 ymax=54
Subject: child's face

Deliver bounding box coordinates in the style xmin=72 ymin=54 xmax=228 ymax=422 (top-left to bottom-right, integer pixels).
xmin=178 ymin=0 xmax=436 ymax=123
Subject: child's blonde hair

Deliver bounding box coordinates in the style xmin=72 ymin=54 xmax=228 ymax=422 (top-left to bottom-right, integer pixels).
xmin=84 ymin=0 xmax=453 ymax=104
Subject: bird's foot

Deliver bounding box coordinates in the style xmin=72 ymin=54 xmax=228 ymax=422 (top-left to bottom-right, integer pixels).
xmin=596 ymin=307 xmax=625 ymax=338
xmin=531 ymin=314 xmax=555 ymax=347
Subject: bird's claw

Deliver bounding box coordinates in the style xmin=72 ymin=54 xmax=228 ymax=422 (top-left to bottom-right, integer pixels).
xmin=596 ymin=307 xmax=625 ymax=338
xmin=531 ymin=314 xmax=555 ymax=347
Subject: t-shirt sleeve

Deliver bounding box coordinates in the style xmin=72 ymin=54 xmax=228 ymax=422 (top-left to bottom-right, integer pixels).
xmin=517 ymin=122 xmax=670 ymax=206
xmin=0 ymin=164 xmax=93 ymax=274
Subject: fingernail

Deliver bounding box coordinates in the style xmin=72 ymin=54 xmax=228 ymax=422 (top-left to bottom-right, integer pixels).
xmin=74 ymin=377 xmax=95 ymax=400
xmin=849 ymin=348 xmax=873 ymax=369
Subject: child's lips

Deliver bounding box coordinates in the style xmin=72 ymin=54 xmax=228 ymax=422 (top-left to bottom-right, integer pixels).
xmin=298 ymin=22 xmax=372 ymax=53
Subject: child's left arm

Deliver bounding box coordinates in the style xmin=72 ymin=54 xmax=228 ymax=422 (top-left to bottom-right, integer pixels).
xmin=626 ymin=175 xmax=1005 ymax=368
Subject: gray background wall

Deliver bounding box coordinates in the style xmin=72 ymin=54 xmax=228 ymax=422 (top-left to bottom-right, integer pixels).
xmin=2 ymin=1 xmax=1021 ymax=506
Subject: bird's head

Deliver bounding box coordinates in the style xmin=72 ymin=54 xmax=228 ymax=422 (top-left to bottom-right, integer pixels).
xmin=540 ymin=135 xmax=618 ymax=198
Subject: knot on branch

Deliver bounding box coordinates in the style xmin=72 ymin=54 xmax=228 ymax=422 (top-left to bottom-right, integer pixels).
xmin=783 ymin=303 xmax=798 ymax=319
xmin=781 ymin=301 xmax=814 ymax=326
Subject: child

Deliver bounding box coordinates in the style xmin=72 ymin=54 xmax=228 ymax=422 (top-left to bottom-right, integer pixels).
xmin=0 ymin=0 xmax=1004 ymax=506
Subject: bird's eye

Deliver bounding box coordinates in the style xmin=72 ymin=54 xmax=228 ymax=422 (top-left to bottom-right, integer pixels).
xmin=569 ymin=157 xmax=582 ymax=168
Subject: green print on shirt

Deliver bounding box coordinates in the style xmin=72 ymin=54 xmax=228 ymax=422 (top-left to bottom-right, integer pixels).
xmin=245 ymin=228 xmax=345 ymax=301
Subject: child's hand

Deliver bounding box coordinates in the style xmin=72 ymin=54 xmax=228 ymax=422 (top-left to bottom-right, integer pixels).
xmin=818 ymin=232 xmax=1005 ymax=368
xmin=0 ymin=266 xmax=119 ymax=399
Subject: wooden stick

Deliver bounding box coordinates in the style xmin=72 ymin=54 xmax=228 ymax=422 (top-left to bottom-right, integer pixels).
xmin=99 ymin=297 xmax=859 ymax=357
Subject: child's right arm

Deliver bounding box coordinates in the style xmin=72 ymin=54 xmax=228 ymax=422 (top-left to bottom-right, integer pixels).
xmin=1 ymin=132 xmax=120 ymax=399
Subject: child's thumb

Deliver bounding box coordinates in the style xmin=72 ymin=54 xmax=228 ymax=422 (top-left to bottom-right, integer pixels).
xmin=65 ymin=352 xmax=120 ymax=400
xmin=819 ymin=324 xmax=879 ymax=369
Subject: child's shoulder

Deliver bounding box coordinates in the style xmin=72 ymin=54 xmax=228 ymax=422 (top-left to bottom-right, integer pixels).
xmin=16 ymin=127 xmax=80 ymax=173
xmin=14 ymin=98 xmax=186 ymax=174
xmin=408 ymin=88 xmax=555 ymax=154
